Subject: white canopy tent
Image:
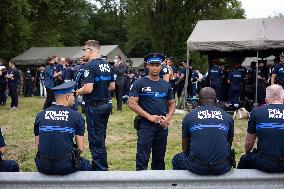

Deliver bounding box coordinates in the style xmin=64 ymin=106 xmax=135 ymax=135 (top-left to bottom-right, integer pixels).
xmin=182 ymin=18 xmax=284 ymax=108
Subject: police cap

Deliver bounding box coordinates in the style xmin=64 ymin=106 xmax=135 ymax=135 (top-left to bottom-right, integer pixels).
xmin=144 ymin=53 xmax=165 ymax=64
xmin=51 ymin=81 xmax=76 ymax=95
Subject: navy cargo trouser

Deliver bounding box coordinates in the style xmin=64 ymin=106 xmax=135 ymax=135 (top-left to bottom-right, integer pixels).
xmin=136 ymin=119 xmax=168 ymax=171
xmin=8 ymin=84 xmax=18 ymax=108
xmin=85 ymin=103 xmax=112 ymax=171
xmin=35 ymin=155 xmax=92 ymax=175
xmin=238 ymin=151 xmax=284 ymax=173
xmin=0 ymin=160 xmax=19 ymax=172
xmin=172 ymin=152 xmax=232 ymax=175
xmin=228 ymin=85 xmax=241 ymax=105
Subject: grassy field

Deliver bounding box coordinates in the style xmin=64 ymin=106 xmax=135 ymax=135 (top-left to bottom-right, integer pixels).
xmin=0 ymin=96 xmax=248 ymax=171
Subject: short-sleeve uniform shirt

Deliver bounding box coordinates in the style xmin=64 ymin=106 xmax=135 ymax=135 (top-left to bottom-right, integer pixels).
xmin=129 ymin=77 xmax=174 ymax=126
xmin=182 ymin=105 xmax=234 ymax=162
xmin=228 ymin=70 xmax=242 ymax=87
xmin=34 ymin=105 xmax=85 ymax=157
xmin=82 ymin=58 xmax=114 ymax=103
xmin=272 ymin=63 xmax=284 ymax=85
xmin=7 ymin=68 xmax=19 ymax=86
xmin=248 ymin=104 xmax=284 ymax=157
xmin=209 ymin=65 xmax=223 ymax=85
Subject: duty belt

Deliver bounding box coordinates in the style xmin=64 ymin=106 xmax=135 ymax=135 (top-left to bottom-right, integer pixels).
xmin=38 ymin=152 xmax=73 ymax=162
xmin=188 ymin=155 xmax=229 ymax=168
xmin=85 ymin=100 xmax=109 ymax=106
xmin=258 ymin=152 xmax=284 ymax=162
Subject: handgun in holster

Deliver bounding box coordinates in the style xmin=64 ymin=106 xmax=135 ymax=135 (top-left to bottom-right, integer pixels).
xmin=134 ymin=115 xmax=141 ymax=130
xmin=72 ymin=148 xmax=81 ymax=169
xmin=229 ymin=148 xmax=236 ymax=168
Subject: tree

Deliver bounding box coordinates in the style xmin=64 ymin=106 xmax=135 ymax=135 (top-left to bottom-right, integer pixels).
xmin=0 ymin=0 xmax=32 ymax=60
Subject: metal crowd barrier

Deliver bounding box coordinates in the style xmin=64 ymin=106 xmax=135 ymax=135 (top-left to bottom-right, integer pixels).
xmin=1 ymin=170 xmax=284 ymax=189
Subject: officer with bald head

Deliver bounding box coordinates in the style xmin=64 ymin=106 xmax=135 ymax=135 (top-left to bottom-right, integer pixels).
xmin=172 ymin=87 xmax=234 ymax=175
xmin=238 ymin=84 xmax=284 ymax=172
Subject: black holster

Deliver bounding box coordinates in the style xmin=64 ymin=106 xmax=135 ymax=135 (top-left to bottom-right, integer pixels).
xmin=134 ymin=115 xmax=141 ymax=130
xmin=72 ymin=148 xmax=81 ymax=169
xmin=229 ymin=149 xmax=236 ymax=168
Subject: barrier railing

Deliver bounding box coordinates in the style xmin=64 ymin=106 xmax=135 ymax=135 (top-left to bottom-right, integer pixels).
xmin=1 ymin=170 xmax=284 ymax=189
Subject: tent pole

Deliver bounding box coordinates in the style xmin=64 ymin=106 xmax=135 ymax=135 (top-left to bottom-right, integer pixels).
xmin=183 ymin=47 xmax=190 ymax=109
xmin=254 ymin=51 xmax=259 ymax=107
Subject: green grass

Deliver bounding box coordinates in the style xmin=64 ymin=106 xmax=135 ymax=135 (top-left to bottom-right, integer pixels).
xmin=0 ymin=97 xmax=248 ymax=171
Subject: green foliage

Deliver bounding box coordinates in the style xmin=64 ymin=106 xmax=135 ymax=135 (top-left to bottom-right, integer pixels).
xmin=0 ymin=0 xmax=245 ymax=65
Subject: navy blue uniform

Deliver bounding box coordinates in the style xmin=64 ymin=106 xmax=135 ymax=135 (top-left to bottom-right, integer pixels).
xmin=228 ymin=70 xmax=242 ymax=106
xmin=82 ymin=58 xmax=114 ymax=171
xmin=209 ymin=65 xmax=223 ymax=100
xmin=0 ymin=128 xmax=19 ymax=172
xmin=64 ymin=65 xmax=74 ymax=82
xmin=238 ymin=104 xmax=284 ymax=172
xmin=43 ymin=64 xmax=55 ymax=110
xmin=34 ymin=105 xmax=92 ymax=175
xmin=7 ymin=68 xmax=19 ymax=108
xmin=172 ymin=105 xmax=234 ymax=175
xmin=159 ymin=64 xmax=169 ymax=79
xmin=0 ymin=69 xmax=7 ymax=105
xmin=252 ymin=68 xmax=266 ymax=104
xmin=24 ymin=70 xmax=33 ymax=97
xmin=237 ymin=66 xmax=247 ymax=99
xmin=272 ymin=63 xmax=284 ymax=88
xmin=129 ymin=77 xmax=174 ymax=170
xmin=54 ymin=63 xmax=64 ymax=86
xmin=191 ymin=70 xmax=199 ymax=97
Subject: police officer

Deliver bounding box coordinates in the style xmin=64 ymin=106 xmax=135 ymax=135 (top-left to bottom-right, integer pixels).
xmin=128 ymin=53 xmax=176 ymax=171
xmin=24 ymin=69 xmax=33 ymax=97
xmin=271 ymin=52 xmax=284 ymax=88
xmin=113 ymin=55 xmax=127 ymax=111
xmin=43 ymin=56 xmax=60 ymax=110
xmin=252 ymin=61 xmax=266 ymax=105
xmin=209 ymin=60 xmax=223 ymax=100
xmin=0 ymin=63 xmax=7 ymax=105
xmin=34 ymin=81 xmax=92 ymax=175
xmin=228 ymin=64 xmax=243 ymax=108
xmin=76 ymin=40 xmax=115 ymax=171
xmin=236 ymin=64 xmax=247 ymax=100
xmin=73 ymin=58 xmax=87 ymax=111
xmin=172 ymin=87 xmax=234 ymax=175
xmin=238 ymin=84 xmax=284 ymax=172
xmin=0 ymin=128 xmax=19 ymax=172
xmin=5 ymin=61 xmax=19 ymax=110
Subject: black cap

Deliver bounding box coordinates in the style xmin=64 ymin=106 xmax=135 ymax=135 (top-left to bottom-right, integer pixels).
xmin=144 ymin=53 xmax=165 ymax=64
xmin=51 ymin=81 xmax=76 ymax=95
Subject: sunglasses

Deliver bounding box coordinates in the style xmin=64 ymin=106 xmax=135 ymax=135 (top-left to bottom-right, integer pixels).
xmin=83 ymin=48 xmax=92 ymax=51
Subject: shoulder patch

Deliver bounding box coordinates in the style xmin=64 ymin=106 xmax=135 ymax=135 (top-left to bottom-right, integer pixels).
xmin=84 ymin=70 xmax=89 ymax=78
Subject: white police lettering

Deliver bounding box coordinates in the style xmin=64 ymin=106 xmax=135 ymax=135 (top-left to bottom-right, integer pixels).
xmin=142 ymin=87 xmax=151 ymax=92
xmin=45 ymin=111 xmax=69 ymax=121
xmin=234 ymin=74 xmax=241 ymax=77
xmin=210 ymin=70 xmax=218 ymax=73
xmin=84 ymin=70 xmax=89 ymax=77
xmin=99 ymin=64 xmax=110 ymax=72
xmin=197 ymin=110 xmax=223 ymax=120
xmin=268 ymin=109 xmax=284 ymax=119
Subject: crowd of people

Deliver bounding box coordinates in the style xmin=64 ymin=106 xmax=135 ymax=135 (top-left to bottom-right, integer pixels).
xmin=1 ymin=41 xmax=284 ymax=176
